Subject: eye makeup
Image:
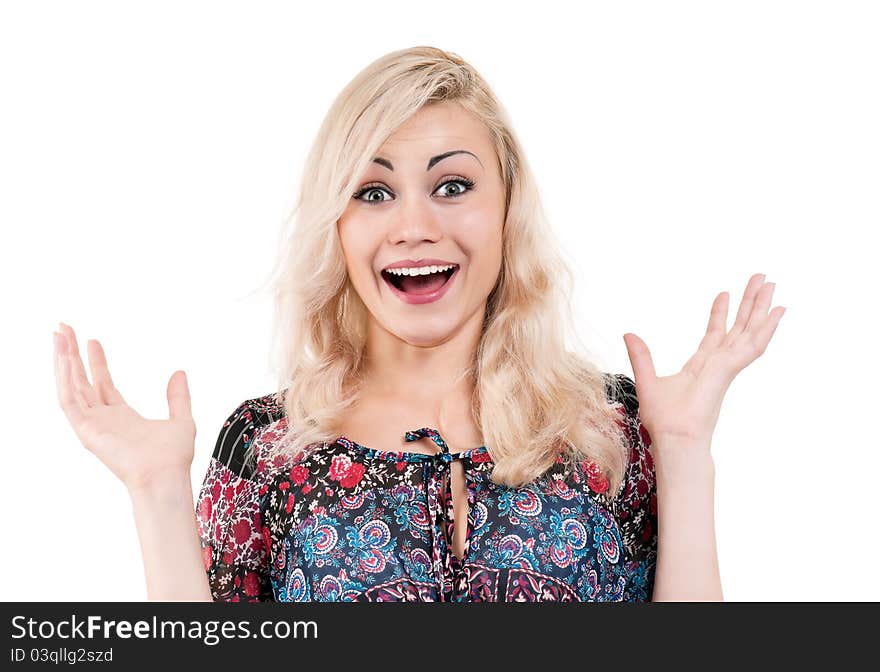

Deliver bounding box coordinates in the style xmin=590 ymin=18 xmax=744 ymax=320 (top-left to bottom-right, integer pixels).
xmin=352 ymin=176 xmax=476 ymax=203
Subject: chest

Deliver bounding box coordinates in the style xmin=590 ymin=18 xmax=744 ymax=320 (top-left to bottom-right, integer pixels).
xmin=264 ymin=450 xmax=627 ymax=602
xmin=338 ymin=410 xmax=479 ymax=561
xmin=338 ymin=396 xmax=484 ymax=455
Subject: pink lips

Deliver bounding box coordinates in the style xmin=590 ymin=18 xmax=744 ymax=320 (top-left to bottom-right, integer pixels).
xmin=382 ymin=266 xmax=459 ymax=305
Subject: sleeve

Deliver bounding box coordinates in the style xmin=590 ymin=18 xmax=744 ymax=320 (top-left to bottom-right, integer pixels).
xmin=195 ymin=399 xmax=275 ymax=602
xmin=607 ymin=373 xmax=659 ymax=602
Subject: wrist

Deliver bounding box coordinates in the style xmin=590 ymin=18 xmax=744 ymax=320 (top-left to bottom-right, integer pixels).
xmin=127 ymin=470 xmax=194 ymax=508
xmin=651 ymin=437 xmax=715 ymax=483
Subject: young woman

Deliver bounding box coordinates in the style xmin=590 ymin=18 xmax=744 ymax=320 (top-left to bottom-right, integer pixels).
xmin=52 ymin=46 xmax=784 ymax=602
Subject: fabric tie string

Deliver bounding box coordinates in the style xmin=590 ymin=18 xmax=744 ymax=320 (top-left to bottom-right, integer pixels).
xmin=404 ymin=427 xmax=471 ymax=602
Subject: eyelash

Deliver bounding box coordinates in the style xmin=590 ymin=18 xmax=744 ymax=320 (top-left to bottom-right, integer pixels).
xmin=352 ymin=176 xmax=476 ymax=204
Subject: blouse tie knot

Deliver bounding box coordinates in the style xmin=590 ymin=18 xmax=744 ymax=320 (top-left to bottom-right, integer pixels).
xmin=404 ymin=427 xmax=453 ymax=464
xmin=403 ymin=426 xmax=467 ymax=601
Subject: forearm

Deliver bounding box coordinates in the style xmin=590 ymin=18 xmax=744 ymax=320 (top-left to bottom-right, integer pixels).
xmin=650 ymin=441 xmax=723 ymax=601
xmin=128 ymin=473 xmax=214 ymax=602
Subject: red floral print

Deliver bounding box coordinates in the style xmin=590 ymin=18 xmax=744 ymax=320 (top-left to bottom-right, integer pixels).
xmin=582 ymin=459 xmax=610 ymax=494
xmin=196 ymin=373 xmax=657 ymax=602
xmin=290 ymin=465 xmax=309 ymax=485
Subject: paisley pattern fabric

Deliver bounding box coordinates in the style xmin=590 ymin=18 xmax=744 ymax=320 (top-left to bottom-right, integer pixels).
xmin=195 ymin=373 xmax=658 ymax=602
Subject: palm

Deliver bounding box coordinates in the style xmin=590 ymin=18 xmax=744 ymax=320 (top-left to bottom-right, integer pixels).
xmin=54 ymin=323 xmax=197 ymax=492
xmin=75 ymin=404 xmax=196 ymax=490
xmin=623 ymin=273 xmax=785 ymax=446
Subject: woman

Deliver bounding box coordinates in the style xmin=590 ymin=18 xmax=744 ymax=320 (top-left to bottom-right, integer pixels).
xmin=52 ymin=46 xmax=784 ymax=602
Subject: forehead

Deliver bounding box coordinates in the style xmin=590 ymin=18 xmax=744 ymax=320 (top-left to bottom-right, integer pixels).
xmin=379 ymin=101 xmax=491 ymax=153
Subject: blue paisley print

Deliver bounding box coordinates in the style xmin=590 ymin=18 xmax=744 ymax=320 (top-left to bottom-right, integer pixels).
xmin=195 ymin=373 xmax=658 ymax=602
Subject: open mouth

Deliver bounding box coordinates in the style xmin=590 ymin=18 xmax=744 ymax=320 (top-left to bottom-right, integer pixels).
xmin=381 ymin=265 xmax=459 ymax=297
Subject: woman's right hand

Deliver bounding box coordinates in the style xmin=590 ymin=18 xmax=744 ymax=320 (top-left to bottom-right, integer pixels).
xmin=53 ymin=322 xmax=198 ymax=495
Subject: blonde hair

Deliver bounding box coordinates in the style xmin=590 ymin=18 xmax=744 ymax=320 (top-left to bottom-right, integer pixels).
xmin=248 ymin=45 xmax=631 ymax=494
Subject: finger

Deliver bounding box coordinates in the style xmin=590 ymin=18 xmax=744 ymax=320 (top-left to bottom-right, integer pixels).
xmin=698 ymin=291 xmax=730 ymax=352
xmin=752 ymin=305 xmax=786 ymax=355
xmin=58 ymin=323 xmax=99 ymax=407
xmin=623 ymin=333 xmax=657 ymax=382
xmin=55 ymin=331 xmax=88 ymax=426
xmin=728 ymin=273 xmax=766 ymax=340
xmin=167 ymin=370 xmax=193 ymax=421
xmin=744 ymin=282 xmax=775 ymax=335
xmin=86 ymin=339 xmax=126 ymax=406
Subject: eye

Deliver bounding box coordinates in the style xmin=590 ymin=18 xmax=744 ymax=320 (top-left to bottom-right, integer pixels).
xmin=351 ymin=176 xmax=476 ymax=205
xmin=352 ymin=183 xmax=392 ymax=203
xmin=434 ymin=176 xmax=475 ymax=198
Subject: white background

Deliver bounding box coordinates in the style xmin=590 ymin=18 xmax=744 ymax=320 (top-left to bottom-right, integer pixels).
xmin=2 ymin=0 xmax=877 ymax=601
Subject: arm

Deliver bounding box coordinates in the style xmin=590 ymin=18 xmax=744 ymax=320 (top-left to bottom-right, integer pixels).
xmin=650 ymin=439 xmax=722 ymax=601
xmin=51 ymin=322 xmax=212 ymax=601
xmin=621 ymin=273 xmax=784 ymax=600
xmin=129 ymin=472 xmax=214 ymax=602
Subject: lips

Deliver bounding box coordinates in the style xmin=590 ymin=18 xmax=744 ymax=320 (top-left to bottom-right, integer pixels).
xmin=382 ymin=265 xmax=457 ymax=291
xmin=381 ymin=265 xmax=459 ymax=305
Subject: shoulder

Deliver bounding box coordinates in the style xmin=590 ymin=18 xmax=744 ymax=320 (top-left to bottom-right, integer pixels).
xmin=602 ymin=372 xmax=648 ymax=475
xmin=602 ymin=372 xmax=653 ymax=498
xmin=211 ymin=390 xmax=289 ymax=482
xmin=602 ymin=374 xmax=657 ymax=574
xmin=603 ymin=372 xmax=639 ymax=418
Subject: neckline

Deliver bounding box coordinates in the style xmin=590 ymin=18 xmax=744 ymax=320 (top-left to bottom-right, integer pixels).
xmin=332 ymin=431 xmax=490 ymax=464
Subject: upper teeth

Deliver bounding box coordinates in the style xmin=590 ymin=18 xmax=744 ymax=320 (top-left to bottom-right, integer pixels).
xmin=385 ymin=264 xmax=457 ymax=276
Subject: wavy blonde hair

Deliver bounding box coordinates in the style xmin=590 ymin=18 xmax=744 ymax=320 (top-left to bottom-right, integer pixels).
xmin=248 ymin=45 xmax=632 ymax=495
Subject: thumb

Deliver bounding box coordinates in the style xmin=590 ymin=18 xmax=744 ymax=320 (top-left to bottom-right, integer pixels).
xmin=167 ymin=370 xmax=193 ymax=421
xmin=623 ymin=333 xmax=656 ymax=384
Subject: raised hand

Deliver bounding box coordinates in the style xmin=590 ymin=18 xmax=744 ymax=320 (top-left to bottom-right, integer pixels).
xmin=53 ymin=322 xmax=198 ymax=494
xmin=622 ymin=273 xmax=786 ymax=449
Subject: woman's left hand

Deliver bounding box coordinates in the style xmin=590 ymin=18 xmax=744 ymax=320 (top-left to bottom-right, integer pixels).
xmin=622 ymin=273 xmax=786 ymax=451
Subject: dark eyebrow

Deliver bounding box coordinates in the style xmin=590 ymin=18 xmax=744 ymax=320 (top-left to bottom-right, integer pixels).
xmin=371 ymin=150 xmax=483 ymax=172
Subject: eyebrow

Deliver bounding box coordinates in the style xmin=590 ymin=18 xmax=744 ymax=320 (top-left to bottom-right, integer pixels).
xmin=371 ymin=149 xmax=484 ymax=172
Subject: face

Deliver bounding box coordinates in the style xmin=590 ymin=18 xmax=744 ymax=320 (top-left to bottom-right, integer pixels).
xmin=337 ymin=100 xmax=506 ymax=348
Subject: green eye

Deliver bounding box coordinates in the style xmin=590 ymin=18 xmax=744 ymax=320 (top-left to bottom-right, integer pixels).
xmin=353 ymin=186 xmax=392 ymax=203
xmin=434 ymin=178 xmax=475 ymax=198
xmin=352 ymin=177 xmax=476 ymax=204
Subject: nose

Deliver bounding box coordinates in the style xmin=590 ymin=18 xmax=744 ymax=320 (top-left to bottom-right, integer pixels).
xmin=386 ymin=193 xmax=443 ymax=245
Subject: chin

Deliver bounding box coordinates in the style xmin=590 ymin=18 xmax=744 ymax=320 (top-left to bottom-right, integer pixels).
xmin=391 ymin=326 xmax=458 ymax=348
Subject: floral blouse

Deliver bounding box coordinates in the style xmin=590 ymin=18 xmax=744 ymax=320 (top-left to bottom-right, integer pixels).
xmin=195 ymin=373 xmax=658 ymax=602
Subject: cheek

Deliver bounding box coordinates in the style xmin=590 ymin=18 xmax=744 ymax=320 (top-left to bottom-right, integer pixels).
xmin=456 ymin=205 xmax=503 ymax=262
xmin=458 ymin=236 xmax=502 ymax=300
xmin=337 ymin=218 xmax=377 ymax=278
